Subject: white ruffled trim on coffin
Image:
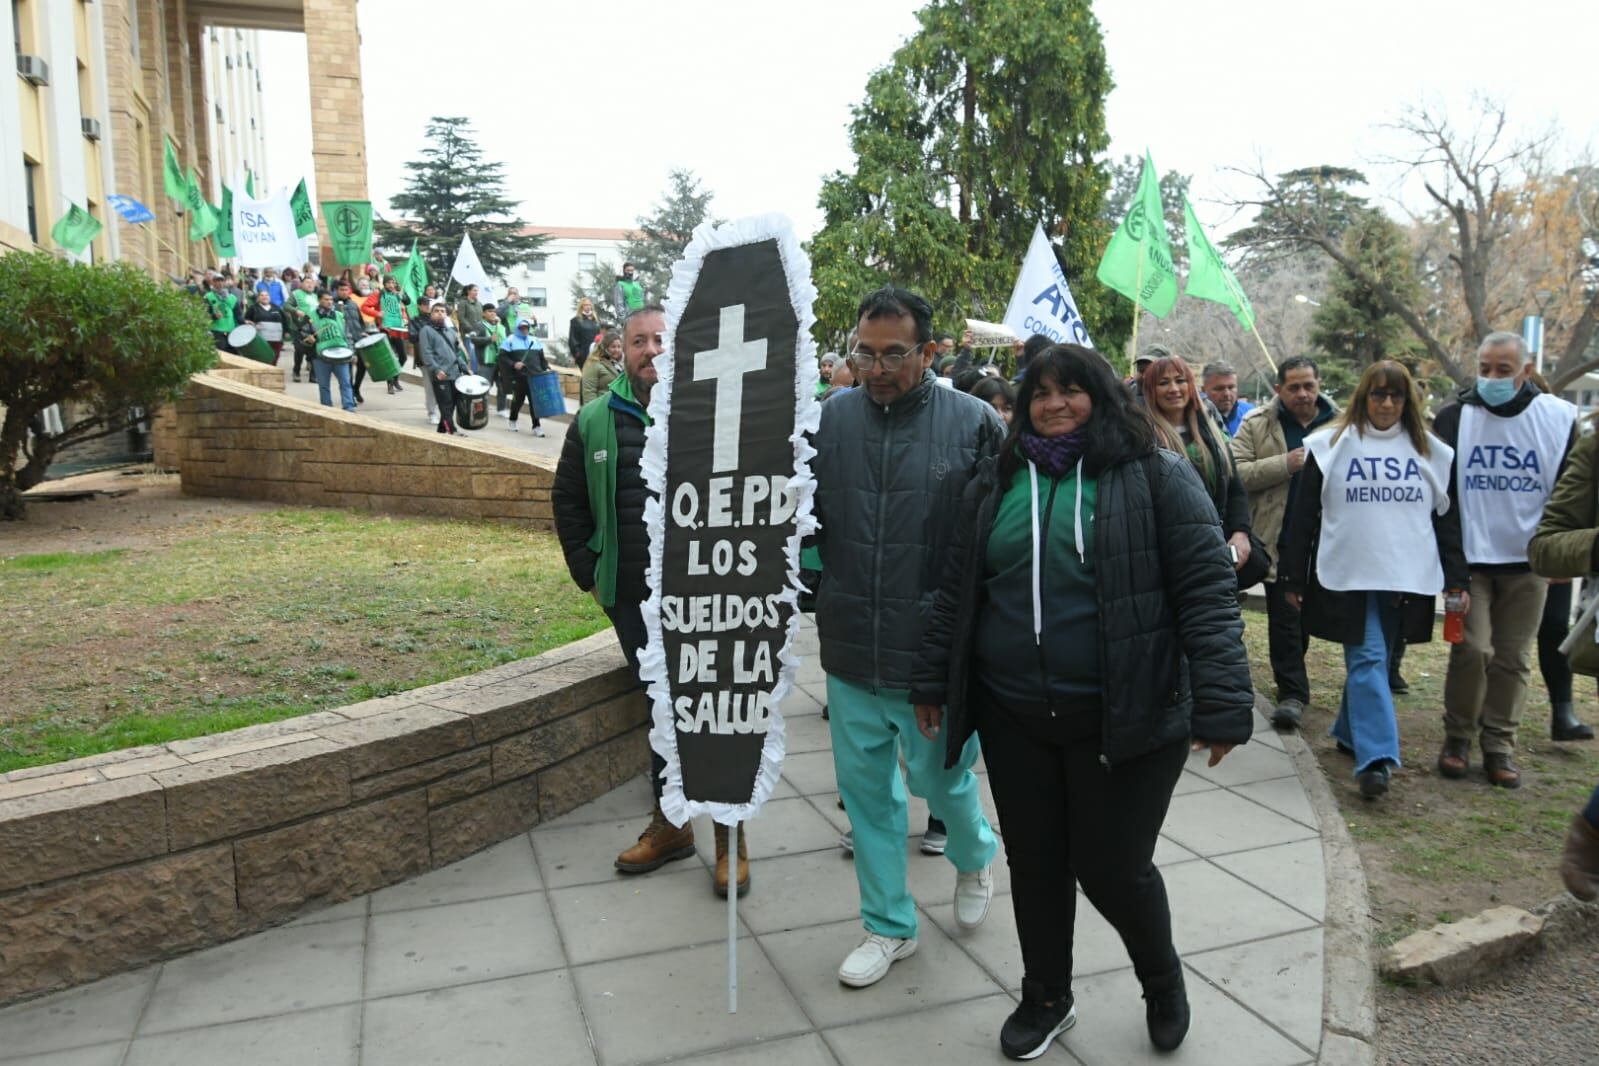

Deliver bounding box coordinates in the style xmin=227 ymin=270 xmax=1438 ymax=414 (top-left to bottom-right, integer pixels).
xmin=638 ymin=213 xmax=821 ymax=828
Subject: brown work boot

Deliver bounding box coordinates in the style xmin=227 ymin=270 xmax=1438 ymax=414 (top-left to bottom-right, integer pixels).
xmin=615 ymin=804 xmax=696 ymax=874
xmin=1483 ymin=751 xmax=1522 ymax=790
xmin=1559 ymin=814 xmax=1599 ymax=902
xmin=1436 ymin=737 xmax=1469 ymax=779
xmin=713 ymin=821 xmax=750 ymax=898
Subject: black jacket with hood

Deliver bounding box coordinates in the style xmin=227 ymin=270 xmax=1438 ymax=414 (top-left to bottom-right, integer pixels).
xmin=909 ymin=447 xmax=1255 ymax=769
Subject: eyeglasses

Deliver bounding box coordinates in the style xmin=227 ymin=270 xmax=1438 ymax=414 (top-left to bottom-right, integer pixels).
xmin=849 ymin=348 xmax=913 ymax=372
xmin=1369 ymin=389 xmax=1406 ymax=404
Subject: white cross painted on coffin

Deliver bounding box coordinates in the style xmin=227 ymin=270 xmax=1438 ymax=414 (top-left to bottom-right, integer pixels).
xmin=693 ymin=303 xmax=768 ymax=472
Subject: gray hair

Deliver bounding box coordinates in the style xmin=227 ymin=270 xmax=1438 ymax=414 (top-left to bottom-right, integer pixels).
xmin=820 ymin=353 xmax=840 ymax=368
xmin=1478 ymin=331 xmax=1530 ymax=363
xmin=622 ymin=303 xmax=665 ymax=333
xmin=1201 ymin=361 xmax=1237 ymax=381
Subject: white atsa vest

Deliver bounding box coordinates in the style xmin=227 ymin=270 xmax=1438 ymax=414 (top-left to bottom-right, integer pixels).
xmin=1456 ymin=393 xmax=1577 ymax=565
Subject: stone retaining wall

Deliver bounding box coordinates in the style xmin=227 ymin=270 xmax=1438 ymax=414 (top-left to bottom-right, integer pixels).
xmin=0 ymin=631 xmax=646 ymax=1006
xmin=149 ymin=371 xmax=559 ymax=527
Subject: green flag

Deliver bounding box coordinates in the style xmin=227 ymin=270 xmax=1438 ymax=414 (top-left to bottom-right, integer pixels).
xmin=181 ymin=169 xmax=218 ymax=240
xmin=1182 ymin=197 xmax=1254 ymax=331
xmin=163 ymin=138 xmax=187 ymax=202
xmin=1095 ymin=150 xmax=1178 ymax=318
xmin=215 ymin=184 xmax=237 ymax=258
xmin=50 ymin=202 xmax=103 ymax=255
xmin=290 ymin=179 xmax=316 ymax=238
xmin=245 ymin=169 xmax=256 ymax=198
xmin=320 ymin=199 xmax=373 ymax=268
xmin=394 ymin=239 xmax=429 ymax=304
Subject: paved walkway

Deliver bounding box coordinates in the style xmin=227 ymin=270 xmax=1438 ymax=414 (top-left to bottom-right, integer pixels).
xmin=0 ymin=622 xmax=1330 ymax=1065
xmin=276 ymin=362 xmax=572 ymax=463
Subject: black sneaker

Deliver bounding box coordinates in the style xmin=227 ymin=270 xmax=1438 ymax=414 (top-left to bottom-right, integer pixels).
xmin=1389 ymin=673 xmax=1410 ymax=695
xmin=1269 ymin=699 xmax=1304 ymax=732
xmin=1144 ymin=969 xmax=1190 ymax=1052
xmin=1000 ymin=980 xmax=1076 ymax=1060
xmin=1358 ymin=763 xmax=1392 ymax=800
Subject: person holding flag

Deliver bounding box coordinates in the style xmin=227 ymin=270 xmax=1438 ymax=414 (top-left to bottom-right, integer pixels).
xmin=362 ymin=275 xmax=410 ymax=395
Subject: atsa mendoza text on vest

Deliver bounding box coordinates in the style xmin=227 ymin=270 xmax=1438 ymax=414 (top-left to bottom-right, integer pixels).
xmin=1457 ymin=395 xmax=1577 ymax=565
xmin=637 ymin=215 xmax=821 ymax=826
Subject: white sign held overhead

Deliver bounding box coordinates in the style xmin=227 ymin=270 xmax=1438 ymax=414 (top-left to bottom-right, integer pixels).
xmin=450 ymin=231 xmax=497 ymax=304
xmin=1002 ymin=224 xmax=1093 ymax=349
xmin=232 ymin=191 xmax=302 ymax=270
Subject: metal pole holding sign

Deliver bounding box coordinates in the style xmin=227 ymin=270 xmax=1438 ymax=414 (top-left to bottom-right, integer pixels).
xmin=728 ymin=820 xmax=739 ymax=1013
xmin=1524 ymin=315 xmax=1545 ymax=374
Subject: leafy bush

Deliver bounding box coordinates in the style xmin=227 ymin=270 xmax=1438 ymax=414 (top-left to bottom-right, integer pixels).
xmin=0 ymin=252 xmax=217 ymax=518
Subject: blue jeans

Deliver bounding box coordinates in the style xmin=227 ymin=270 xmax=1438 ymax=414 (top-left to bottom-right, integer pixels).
xmin=1331 ymin=592 xmax=1402 ymax=775
xmin=313 ymin=357 xmax=355 ymax=411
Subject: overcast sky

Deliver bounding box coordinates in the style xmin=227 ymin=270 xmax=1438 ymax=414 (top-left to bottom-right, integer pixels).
xmin=258 ymin=0 xmax=1597 ymax=244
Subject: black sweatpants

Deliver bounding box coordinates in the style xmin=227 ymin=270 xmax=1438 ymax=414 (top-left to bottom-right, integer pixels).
xmin=1265 ymin=580 xmax=1311 ymax=704
xmin=979 ymin=699 xmax=1188 ymax=996
xmin=508 ymin=375 xmax=541 ymax=427
xmin=605 ymin=597 xmax=666 ymax=798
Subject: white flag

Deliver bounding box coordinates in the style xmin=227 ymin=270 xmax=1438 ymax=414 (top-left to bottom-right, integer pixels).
xmin=1002 ymin=224 xmax=1092 ymax=348
xmin=450 ymin=231 xmax=497 ymax=304
xmin=232 ymin=190 xmax=302 ymax=270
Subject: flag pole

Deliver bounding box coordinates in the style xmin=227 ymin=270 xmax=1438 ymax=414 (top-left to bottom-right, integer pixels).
xmin=1249 ymin=325 xmax=1278 ymax=375
xmin=1128 ymin=248 xmax=1146 ymax=362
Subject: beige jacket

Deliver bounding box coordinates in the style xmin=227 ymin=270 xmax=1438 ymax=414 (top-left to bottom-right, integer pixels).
xmin=1231 ymin=395 xmax=1340 ymax=581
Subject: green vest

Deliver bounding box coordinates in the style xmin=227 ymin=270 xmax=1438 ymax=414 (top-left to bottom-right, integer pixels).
xmin=312 ymin=310 xmax=348 ymax=354
xmin=204 ymin=291 xmax=235 ymax=334
xmin=618 ymin=278 xmax=644 ymax=310
xmin=481 ymin=321 xmax=507 ymax=365
xmin=576 ymin=374 xmax=650 ymax=608
xmin=380 ymin=291 xmax=404 ymax=330
xmin=291 ymin=289 xmax=318 ymax=317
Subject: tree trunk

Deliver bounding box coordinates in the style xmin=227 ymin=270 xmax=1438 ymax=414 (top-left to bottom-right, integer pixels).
xmin=958 ymin=57 xmax=976 ymax=229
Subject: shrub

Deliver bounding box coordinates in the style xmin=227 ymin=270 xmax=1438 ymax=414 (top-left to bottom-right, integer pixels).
xmin=0 ymin=252 xmax=217 ymax=518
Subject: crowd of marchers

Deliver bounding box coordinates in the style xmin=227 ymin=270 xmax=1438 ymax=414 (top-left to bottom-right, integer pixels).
xmin=550 ymin=284 xmax=1599 ymax=1062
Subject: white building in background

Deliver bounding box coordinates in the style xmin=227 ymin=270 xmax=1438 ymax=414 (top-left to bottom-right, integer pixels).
xmin=199 ymin=26 xmax=269 ymax=199
xmin=501 ymin=226 xmax=632 ymax=357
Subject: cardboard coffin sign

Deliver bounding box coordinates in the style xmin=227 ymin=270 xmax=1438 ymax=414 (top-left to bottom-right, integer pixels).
xmin=640 ymin=215 xmax=820 ymax=825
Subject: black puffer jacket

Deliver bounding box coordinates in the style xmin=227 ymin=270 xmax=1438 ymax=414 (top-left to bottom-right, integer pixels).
xmin=811 ymin=371 xmax=1006 ymax=690
xmin=552 ymin=395 xmax=652 ymax=608
xmin=910 ymin=449 xmax=1255 ymax=768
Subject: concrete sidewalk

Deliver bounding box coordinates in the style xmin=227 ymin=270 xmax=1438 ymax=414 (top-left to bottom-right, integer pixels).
xmin=0 ymin=621 xmax=1330 ymax=1065
xmin=277 ymin=364 xmax=572 ymax=463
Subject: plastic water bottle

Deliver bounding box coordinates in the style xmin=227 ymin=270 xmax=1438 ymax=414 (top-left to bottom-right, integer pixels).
xmin=1444 ymin=589 xmax=1467 ymax=644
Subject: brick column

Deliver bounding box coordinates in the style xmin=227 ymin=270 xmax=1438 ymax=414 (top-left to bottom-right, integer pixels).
xmin=302 ymin=0 xmax=368 ymax=271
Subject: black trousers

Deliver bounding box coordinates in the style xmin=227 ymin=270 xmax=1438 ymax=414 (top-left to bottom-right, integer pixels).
xmin=1539 ymin=579 xmax=1574 ymax=705
xmin=979 ymin=699 xmax=1187 ymax=995
xmin=1265 ymin=580 xmax=1311 ymax=704
xmin=430 ymin=377 xmax=456 ymax=427
xmin=605 ymin=598 xmax=666 ymax=799
xmin=508 ymin=375 xmax=541 ymax=426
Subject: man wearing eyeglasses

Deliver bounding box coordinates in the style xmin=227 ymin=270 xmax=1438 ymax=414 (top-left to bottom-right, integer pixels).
xmin=809 ymin=286 xmax=1004 ymax=989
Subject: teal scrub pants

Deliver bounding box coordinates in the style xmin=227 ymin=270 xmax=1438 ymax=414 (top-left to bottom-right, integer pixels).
xmin=827 ymin=675 xmax=998 ymax=939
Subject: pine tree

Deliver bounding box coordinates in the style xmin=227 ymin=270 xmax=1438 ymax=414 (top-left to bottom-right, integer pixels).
xmin=617 ymin=170 xmax=720 ymax=307
xmin=377 ymin=116 xmax=548 ymax=286
xmin=1310 ymin=211 xmax=1425 ymax=370
xmin=809 ymin=0 xmax=1118 ymax=350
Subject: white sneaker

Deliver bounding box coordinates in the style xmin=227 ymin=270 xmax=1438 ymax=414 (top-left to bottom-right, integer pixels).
xmin=508 ymin=421 xmax=518 ymax=432
xmin=838 ymin=932 xmax=917 ymax=988
xmin=532 ymin=426 xmax=545 ymax=437
xmin=496 ymin=409 xmax=509 ymax=419
xmin=954 ymin=865 xmax=993 ymax=930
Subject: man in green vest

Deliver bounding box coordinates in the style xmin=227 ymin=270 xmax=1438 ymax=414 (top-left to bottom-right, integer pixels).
xmin=204 ymin=276 xmax=237 ymax=351
xmin=310 ymin=290 xmax=357 ymax=412
xmin=552 ymin=304 xmax=752 ymax=899
xmin=611 ymin=262 xmax=645 ymax=323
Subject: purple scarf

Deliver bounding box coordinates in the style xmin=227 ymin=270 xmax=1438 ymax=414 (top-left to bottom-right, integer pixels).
xmin=1017 ymin=430 xmax=1087 ymax=479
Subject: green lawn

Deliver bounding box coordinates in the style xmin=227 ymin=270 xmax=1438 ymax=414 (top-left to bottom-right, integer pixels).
xmin=0 ymin=508 xmax=609 ymax=774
